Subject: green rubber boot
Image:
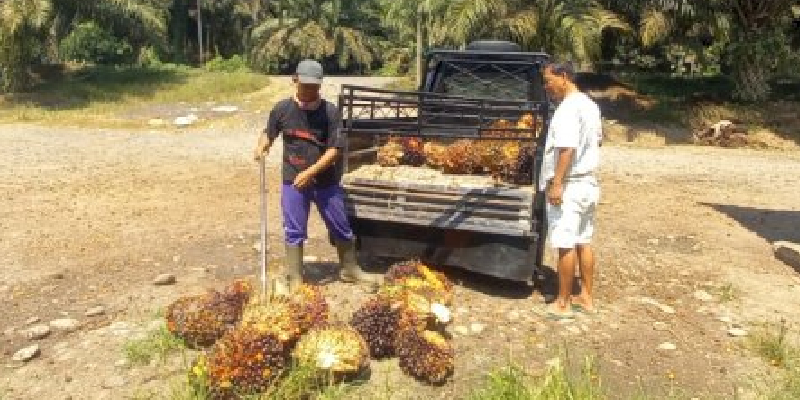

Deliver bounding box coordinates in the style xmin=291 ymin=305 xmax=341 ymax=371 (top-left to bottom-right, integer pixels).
xmin=335 ymin=239 xmax=383 ymax=289
xmin=276 ymin=244 xmax=304 ymax=296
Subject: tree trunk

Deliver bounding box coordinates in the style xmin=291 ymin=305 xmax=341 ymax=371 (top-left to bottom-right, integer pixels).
xmin=732 ymin=58 xmax=771 ymax=102
xmin=197 ymin=0 xmax=204 ymax=63
xmin=169 ymin=0 xmax=189 ymax=63
xmin=416 ymin=8 xmax=424 ymax=89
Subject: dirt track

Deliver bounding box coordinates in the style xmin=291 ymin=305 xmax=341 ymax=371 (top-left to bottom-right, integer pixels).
xmin=2 ymin=78 xmax=800 ymax=399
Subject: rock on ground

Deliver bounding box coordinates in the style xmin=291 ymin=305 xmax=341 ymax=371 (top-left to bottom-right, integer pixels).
xmin=50 ymin=318 xmax=80 ymax=332
xmin=658 ymin=342 xmax=677 ymax=351
xmin=774 ymin=241 xmax=800 ymax=273
xmin=85 ymin=306 xmax=106 ymax=317
xmin=12 ymin=344 xmax=40 ymax=362
xmin=25 ymin=324 xmax=51 ymax=340
xmin=153 ymin=274 xmax=176 ymax=286
xmin=728 ymin=328 xmax=748 ymax=337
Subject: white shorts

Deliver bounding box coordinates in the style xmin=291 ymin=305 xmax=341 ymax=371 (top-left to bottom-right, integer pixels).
xmin=546 ymin=178 xmax=600 ymax=249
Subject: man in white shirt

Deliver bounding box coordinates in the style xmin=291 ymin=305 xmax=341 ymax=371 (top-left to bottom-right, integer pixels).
xmin=540 ymin=61 xmax=602 ymax=319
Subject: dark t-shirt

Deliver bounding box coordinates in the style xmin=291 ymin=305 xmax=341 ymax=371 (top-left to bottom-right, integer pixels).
xmin=264 ymin=98 xmax=345 ymax=187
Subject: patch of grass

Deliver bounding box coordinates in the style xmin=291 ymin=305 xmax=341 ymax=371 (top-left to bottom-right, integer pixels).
xmin=169 ymin=360 xmax=357 ymax=400
xmin=768 ymin=366 xmax=800 ymax=400
xmin=123 ymin=324 xmax=186 ymax=366
xmin=717 ymin=283 xmax=740 ymax=303
xmin=748 ymin=321 xmax=800 ymax=400
xmin=750 ymin=320 xmax=796 ymax=369
xmin=469 ymin=356 xmax=604 ymax=400
xmin=0 ymin=64 xmax=270 ymax=127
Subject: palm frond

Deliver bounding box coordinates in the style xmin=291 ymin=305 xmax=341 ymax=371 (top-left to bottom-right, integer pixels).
xmin=0 ymin=0 xmax=51 ymax=33
xmin=333 ymin=26 xmax=377 ymax=69
xmin=443 ymin=0 xmax=509 ymax=44
xmin=640 ymin=7 xmax=672 ymax=48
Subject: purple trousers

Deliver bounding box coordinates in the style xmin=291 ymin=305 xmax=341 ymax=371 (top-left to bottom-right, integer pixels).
xmin=281 ymin=182 xmax=354 ymax=246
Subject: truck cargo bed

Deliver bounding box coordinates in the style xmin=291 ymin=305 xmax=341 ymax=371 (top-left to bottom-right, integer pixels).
xmin=342 ymin=176 xmax=534 ymax=237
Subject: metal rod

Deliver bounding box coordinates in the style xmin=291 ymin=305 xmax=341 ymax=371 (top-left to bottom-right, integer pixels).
xmin=259 ymin=156 xmax=268 ymax=300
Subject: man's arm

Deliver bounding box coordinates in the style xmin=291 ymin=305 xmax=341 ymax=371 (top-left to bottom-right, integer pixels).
xmin=254 ymin=107 xmax=281 ymax=161
xmin=551 ymin=148 xmax=575 ymax=186
xmin=306 ymin=147 xmax=339 ymax=175
xmin=547 ymin=147 xmax=574 ymax=206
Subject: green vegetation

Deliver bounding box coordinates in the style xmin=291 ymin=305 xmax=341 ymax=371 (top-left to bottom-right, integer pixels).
xmin=160 ymin=361 xmax=356 ymax=400
xmin=1 ymin=0 xmax=798 ymax=103
xmin=469 ymin=357 xmax=604 ymax=400
xmin=748 ymin=321 xmax=800 ymax=400
xmin=124 ymin=324 xmax=186 ymax=366
xmin=0 ymin=65 xmax=270 ymax=127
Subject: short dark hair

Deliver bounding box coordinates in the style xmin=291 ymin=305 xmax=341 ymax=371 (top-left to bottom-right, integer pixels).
xmin=544 ymin=60 xmax=576 ymax=81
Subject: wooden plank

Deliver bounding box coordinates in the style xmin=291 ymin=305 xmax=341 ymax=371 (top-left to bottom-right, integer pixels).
xmin=342 ymin=178 xmax=535 ymax=201
xmin=346 ymin=204 xmax=531 ymax=237
xmin=344 ymin=186 xmax=532 ymax=210
xmin=345 ymin=193 xmax=529 ymax=220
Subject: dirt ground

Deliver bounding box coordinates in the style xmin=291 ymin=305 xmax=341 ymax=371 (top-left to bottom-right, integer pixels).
xmin=2 ymin=77 xmax=800 ymax=400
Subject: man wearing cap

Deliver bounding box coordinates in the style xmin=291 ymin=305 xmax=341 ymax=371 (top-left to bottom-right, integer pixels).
xmin=253 ymin=59 xmax=382 ymax=292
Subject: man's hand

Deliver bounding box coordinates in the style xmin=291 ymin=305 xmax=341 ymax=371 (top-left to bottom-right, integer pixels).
xmin=293 ymin=170 xmax=315 ymax=189
xmin=253 ymin=136 xmax=272 ymax=162
xmin=547 ymin=181 xmax=564 ymax=206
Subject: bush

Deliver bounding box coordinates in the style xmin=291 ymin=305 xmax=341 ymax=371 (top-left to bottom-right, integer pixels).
xmin=137 ymin=46 xmax=163 ymax=68
xmin=59 ymin=22 xmax=134 ymax=65
xmin=204 ymin=55 xmax=249 ymax=72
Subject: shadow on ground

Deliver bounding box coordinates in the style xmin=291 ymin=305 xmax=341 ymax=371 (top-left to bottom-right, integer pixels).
xmin=701 ymin=203 xmax=800 ymax=243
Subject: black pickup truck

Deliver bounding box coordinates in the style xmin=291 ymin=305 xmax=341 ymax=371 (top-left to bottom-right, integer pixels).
xmin=338 ymin=40 xmax=552 ymax=283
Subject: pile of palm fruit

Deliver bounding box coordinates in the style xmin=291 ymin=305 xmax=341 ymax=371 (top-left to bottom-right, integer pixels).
xmin=376 ymin=113 xmax=539 ymax=185
xmin=166 ymin=260 xmax=457 ymax=397
xmin=167 ymin=280 xmax=370 ymax=399
xmin=350 ymin=259 xmax=456 ymax=385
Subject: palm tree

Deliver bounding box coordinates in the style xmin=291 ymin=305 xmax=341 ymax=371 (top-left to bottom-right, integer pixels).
xmin=720 ymin=0 xmax=796 ymax=101
xmin=248 ymin=0 xmax=383 ymax=73
xmin=0 ymin=0 xmax=166 ymax=91
xmin=433 ymin=0 xmax=631 ymax=68
xmin=383 ymin=0 xmax=450 ymax=86
xmin=0 ymin=0 xmax=51 ymax=91
xmin=629 ymin=0 xmax=796 ymax=101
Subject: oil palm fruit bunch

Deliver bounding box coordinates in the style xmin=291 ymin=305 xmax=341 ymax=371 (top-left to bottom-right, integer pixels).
xmin=377 ymin=137 xmax=404 ymax=167
xmin=205 ymin=326 xmax=290 ymax=399
xmin=485 ymin=118 xmax=515 ymax=138
xmin=221 ymin=278 xmax=254 ymax=311
xmin=386 ymin=286 xmax=452 ymax=332
xmin=292 ymin=284 xmax=329 ymax=333
xmin=516 ymin=113 xmax=537 ymax=137
xmin=398 ymin=136 xmax=426 ymax=166
xmin=292 ymin=324 xmax=370 ymax=382
xmin=395 ymin=328 xmax=454 ymax=385
xmin=442 ymin=139 xmax=479 ymax=174
xmin=349 ymin=296 xmax=405 ymax=359
xmin=384 ymin=260 xmax=454 ymax=304
xmin=422 ymin=141 xmax=449 ymax=170
xmin=165 ymin=290 xmax=242 ymax=349
xmin=239 ymin=296 xmax=303 ymax=347
xmin=501 ymin=144 xmax=535 ymax=185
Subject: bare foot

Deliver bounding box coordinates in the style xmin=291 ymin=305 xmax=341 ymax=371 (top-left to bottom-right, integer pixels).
xmin=571 ymin=295 xmax=596 ymax=313
xmin=545 ymin=301 xmax=575 ymax=320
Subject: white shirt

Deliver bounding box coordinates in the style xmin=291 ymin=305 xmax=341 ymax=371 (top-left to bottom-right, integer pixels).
xmin=539 ymin=91 xmax=602 ymax=191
